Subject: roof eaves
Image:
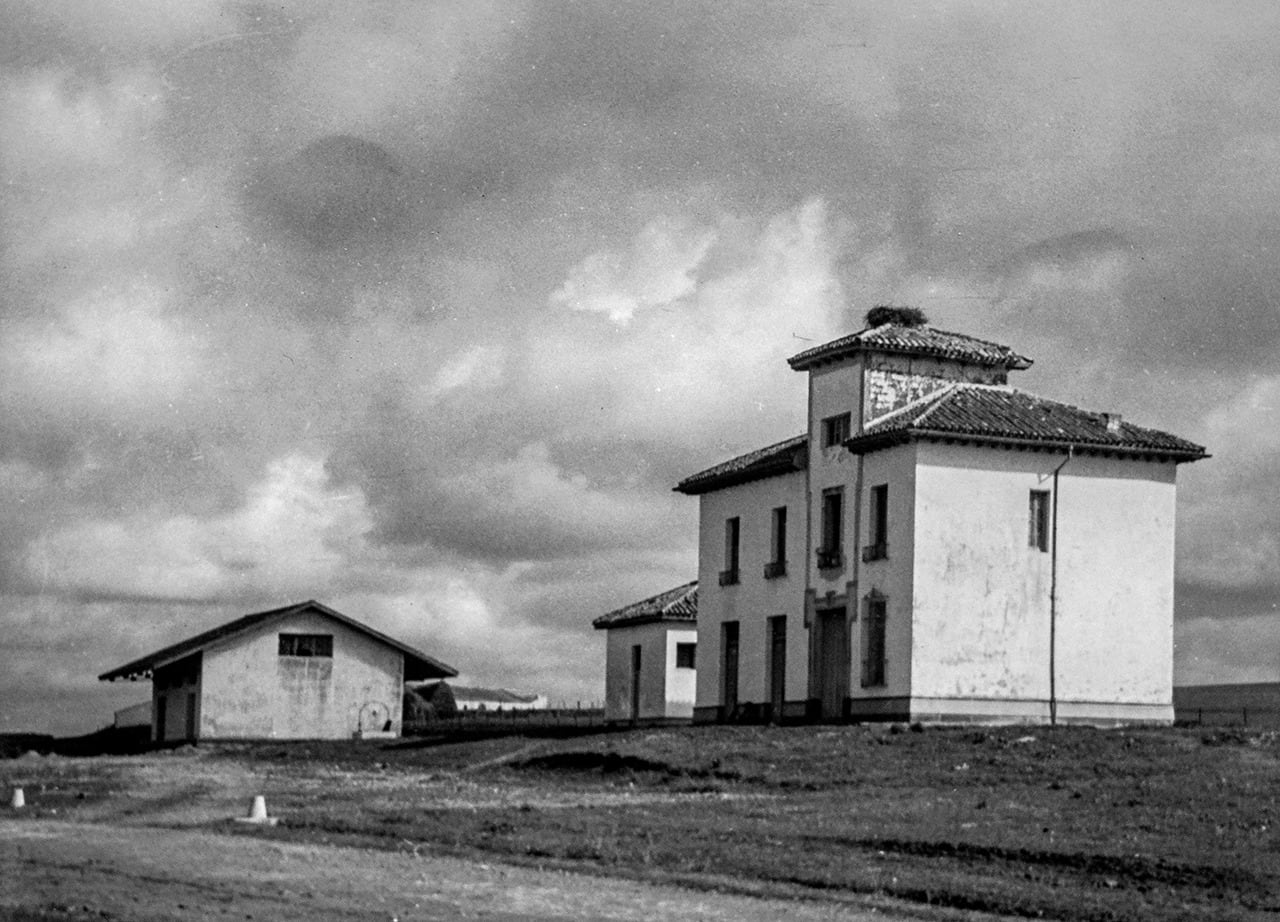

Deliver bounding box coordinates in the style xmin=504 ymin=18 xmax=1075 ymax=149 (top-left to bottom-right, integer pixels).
xmin=99 ymin=600 xmax=457 ymax=682
xmin=846 ymin=427 xmax=1209 ymax=462
xmin=673 ymin=435 xmax=807 ymax=495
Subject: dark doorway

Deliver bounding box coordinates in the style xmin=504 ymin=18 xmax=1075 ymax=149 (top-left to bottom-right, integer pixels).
xmin=815 ymin=608 xmax=849 ymax=720
xmin=768 ymin=615 xmax=787 ymax=720
xmin=630 ymin=644 xmax=642 ymax=722
xmin=184 ymin=693 xmax=197 ymax=740
xmin=722 ymin=621 xmax=740 ymax=716
xmin=155 ymin=696 xmax=166 ymax=742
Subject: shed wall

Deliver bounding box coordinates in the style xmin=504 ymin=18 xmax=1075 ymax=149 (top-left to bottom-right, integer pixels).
xmin=198 ymin=611 xmax=405 ymax=739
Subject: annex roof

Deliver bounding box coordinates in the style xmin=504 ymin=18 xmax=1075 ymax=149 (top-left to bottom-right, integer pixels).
xmin=787 ymin=323 xmax=1034 ymax=372
xmin=593 ymin=581 xmax=698 ymax=630
xmin=849 ymin=383 xmax=1208 ymax=462
xmin=98 ymin=600 xmax=457 ymax=683
xmin=673 ymin=433 xmax=807 ymax=495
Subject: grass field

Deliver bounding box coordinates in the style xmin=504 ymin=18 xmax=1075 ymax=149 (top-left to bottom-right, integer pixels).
xmin=4 ymin=723 xmax=1278 ymax=921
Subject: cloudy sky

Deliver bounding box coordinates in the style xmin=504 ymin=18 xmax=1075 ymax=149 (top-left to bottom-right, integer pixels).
xmin=3 ymin=2 xmax=1278 ymax=734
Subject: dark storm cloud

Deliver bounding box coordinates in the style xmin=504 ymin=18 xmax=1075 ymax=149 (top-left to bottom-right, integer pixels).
xmin=4 ymin=2 xmax=1280 ymax=731
xmin=249 ymin=135 xmax=414 ymax=249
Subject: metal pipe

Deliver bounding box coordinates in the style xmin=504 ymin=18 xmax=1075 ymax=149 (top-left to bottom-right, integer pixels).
xmin=1048 ymin=448 xmax=1073 ymax=726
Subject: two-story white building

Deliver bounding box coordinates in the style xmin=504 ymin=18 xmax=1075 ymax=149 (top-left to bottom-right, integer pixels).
xmin=675 ymin=308 xmax=1207 ymax=726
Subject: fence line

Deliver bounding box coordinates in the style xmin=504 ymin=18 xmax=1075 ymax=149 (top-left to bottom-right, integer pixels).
xmin=1174 ymin=706 xmax=1280 ymax=728
xmin=404 ymin=705 xmax=607 ymax=737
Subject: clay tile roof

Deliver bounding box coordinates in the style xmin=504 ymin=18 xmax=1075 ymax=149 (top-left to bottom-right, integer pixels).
xmin=787 ymin=324 xmax=1033 ymax=372
xmin=98 ymin=600 xmax=457 ymax=683
xmin=674 ymin=433 xmax=807 ymax=495
xmin=593 ymin=581 xmax=698 ymax=629
xmin=850 ymin=383 xmax=1208 ymax=461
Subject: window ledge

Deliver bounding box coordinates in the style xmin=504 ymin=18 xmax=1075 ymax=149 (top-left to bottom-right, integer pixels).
xmin=816 ymin=550 xmax=843 ymax=570
xmin=763 ymin=561 xmax=787 ymax=579
xmin=718 ymin=569 xmax=740 ymax=586
xmin=861 ymin=543 xmax=888 ymax=563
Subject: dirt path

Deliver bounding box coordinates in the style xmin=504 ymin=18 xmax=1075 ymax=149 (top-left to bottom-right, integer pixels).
xmin=0 ymin=819 xmax=996 ymax=922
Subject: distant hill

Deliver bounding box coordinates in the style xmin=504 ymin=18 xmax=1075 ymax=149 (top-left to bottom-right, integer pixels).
xmin=1174 ymin=682 xmax=1280 ymax=728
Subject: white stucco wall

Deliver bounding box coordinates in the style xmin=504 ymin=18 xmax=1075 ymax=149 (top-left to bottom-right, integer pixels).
xmin=854 ymin=443 xmax=918 ymax=702
xmin=196 ymin=611 xmax=405 ymax=739
xmin=911 ymin=443 xmax=1177 ymax=721
xmin=602 ymin=621 xmax=696 ymax=721
xmin=695 ymin=471 xmax=808 ymax=715
xmin=807 ymin=360 xmax=862 ymax=592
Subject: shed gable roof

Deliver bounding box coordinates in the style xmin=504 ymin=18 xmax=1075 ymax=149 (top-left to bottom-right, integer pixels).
xmin=98 ymin=600 xmax=457 ymax=682
xmin=850 ymin=383 xmax=1208 ymax=461
xmin=787 ymin=323 xmax=1033 ymax=372
xmin=593 ymin=581 xmax=698 ymax=629
xmin=674 ymin=433 xmax=807 ymax=495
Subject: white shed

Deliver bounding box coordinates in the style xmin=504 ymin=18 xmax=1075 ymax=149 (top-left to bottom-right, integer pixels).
xmin=593 ymin=582 xmax=697 ymax=724
xmin=100 ymin=600 xmax=456 ymax=741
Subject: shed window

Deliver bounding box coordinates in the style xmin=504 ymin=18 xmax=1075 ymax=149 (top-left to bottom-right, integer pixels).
xmin=278 ymin=633 xmax=333 ymax=657
xmin=676 ymin=642 xmax=696 ymax=669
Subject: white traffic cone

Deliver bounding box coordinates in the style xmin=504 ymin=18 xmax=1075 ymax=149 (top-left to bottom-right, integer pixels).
xmin=236 ymin=794 xmax=277 ymax=825
xmin=9 ymin=787 xmax=24 ymax=809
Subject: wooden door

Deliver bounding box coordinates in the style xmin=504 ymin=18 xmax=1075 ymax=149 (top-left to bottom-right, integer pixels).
xmin=184 ymin=693 xmax=197 ymax=740
xmin=769 ymin=616 xmax=787 ymax=721
xmin=816 ymin=608 xmax=849 ymax=721
xmin=722 ymin=622 xmax=740 ymax=716
xmin=630 ymin=644 xmax=642 ymax=722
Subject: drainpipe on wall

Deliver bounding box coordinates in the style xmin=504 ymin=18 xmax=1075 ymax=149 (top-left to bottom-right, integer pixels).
xmin=1048 ymin=448 xmax=1073 ymax=726
xmin=804 ymin=370 xmax=815 ymax=705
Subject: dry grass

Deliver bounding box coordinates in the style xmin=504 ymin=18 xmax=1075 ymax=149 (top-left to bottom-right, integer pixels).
xmin=4 ymin=724 xmax=1278 ymax=921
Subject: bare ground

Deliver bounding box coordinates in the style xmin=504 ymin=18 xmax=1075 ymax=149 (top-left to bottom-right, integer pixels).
xmin=1 ymin=724 xmax=1277 ymax=921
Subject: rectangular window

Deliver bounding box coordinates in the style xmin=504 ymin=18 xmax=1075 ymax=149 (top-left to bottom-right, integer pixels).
xmin=765 ymin=506 xmax=787 ymax=578
xmin=818 ymin=488 xmax=844 ymax=569
xmin=719 ymin=517 xmax=741 ymax=585
xmin=278 ymin=633 xmax=333 ymax=657
xmin=861 ymin=597 xmax=887 ymax=687
xmin=722 ymin=621 xmax=740 ymax=711
xmin=821 ymin=412 xmax=852 ymax=448
xmin=1029 ymin=490 xmax=1050 ymax=552
xmin=863 ymin=484 xmax=889 ymax=561
xmin=676 ymin=642 xmax=696 ymax=669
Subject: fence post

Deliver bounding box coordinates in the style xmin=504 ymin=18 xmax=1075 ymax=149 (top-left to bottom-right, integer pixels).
xmin=1243 ymin=707 xmax=1248 ymax=727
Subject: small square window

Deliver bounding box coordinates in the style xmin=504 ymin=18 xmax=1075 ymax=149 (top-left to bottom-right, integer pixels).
xmin=822 ymin=412 xmax=851 ymax=448
xmin=676 ymin=642 xmax=696 ymax=669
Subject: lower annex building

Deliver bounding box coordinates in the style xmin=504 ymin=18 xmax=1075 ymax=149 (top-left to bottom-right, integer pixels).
xmin=672 ymin=307 xmax=1207 ymax=726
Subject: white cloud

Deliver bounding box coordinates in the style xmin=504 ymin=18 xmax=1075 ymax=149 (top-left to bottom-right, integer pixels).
xmin=23 ymin=454 xmax=375 ymax=602
xmin=5 ymin=283 xmax=202 ymax=412
xmin=550 ymin=214 xmax=718 ymax=323
xmin=1177 ymin=376 xmax=1280 ymax=591
xmin=281 ymin=2 xmax=527 ymax=140
xmin=423 ymin=345 xmax=506 ymax=401
xmin=533 ymin=197 xmax=846 ymax=445
xmin=438 ymin=442 xmax=660 ymax=542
